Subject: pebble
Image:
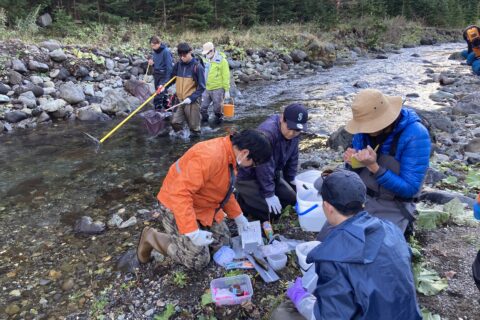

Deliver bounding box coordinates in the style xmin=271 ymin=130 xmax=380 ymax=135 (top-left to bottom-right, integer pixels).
xmin=5 ymin=303 xmax=20 ymax=315
xmin=119 ymin=216 xmax=137 ymax=229
xmin=10 ymin=289 xmax=21 ymax=297
xmin=145 ymin=308 xmax=155 ymax=316
xmin=61 ymin=278 xmax=75 ymax=291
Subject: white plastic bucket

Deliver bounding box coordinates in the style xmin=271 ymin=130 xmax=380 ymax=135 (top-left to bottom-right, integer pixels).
xmin=295 ymin=189 xmax=326 ymax=232
xmin=296 ymin=241 xmax=321 ymax=271
xmin=294 ymin=170 xmax=322 ymax=192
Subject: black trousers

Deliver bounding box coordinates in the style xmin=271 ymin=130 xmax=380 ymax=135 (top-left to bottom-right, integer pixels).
xmin=235 ymin=176 xmax=296 ymax=222
xmin=153 ymin=71 xmax=169 ymax=109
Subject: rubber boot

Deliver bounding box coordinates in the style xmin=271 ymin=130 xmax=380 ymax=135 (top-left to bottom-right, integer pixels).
xmin=214 ymin=113 xmax=223 ymax=124
xmin=137 ymin=226 xmax=172 ymax=263
xmin=201 ymin=113 xmax=209 ymax=123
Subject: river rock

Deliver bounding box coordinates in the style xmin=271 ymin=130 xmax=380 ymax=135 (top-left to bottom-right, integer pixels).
xmin=327 ymin=126 xmax=352 ymax=151
xmin=5 ymin=303 xmax=20 ymax=315
xmin=52 ymin=105 xmax=73 ymax=119
xmin=105 ymin=58 xmax=115 ymax=70
xmin=76 ymin=105 xmax=110 ymax=121
xmin=465 ymin=138 xmax=480 ymax=153
xmin=40 ymin=39 xmax=61 ymax=52
xmin=83 ymin=84 xmax=94 ymax=96
xmin=108 ymin=214 xmax=123 ymax=228
xmin=8 ymin=70 xmax=23 ymax=85
xmin=354 ymin=81 xmax=369 ymax=89
xmin=59 ymin=82 xmax=85 ymax=104
xmin=119 ymin=216 xmax=137 ymax=229
xmin=40 ymin=99 xmax=67 ymax=113
xmin=439 ymin=74 xmax=455 ymax=85
xmin=5 ymin=111 xmax=27 ymax=123
xmin=100 ymin=89 xmax=130 ymax=114
xmin=376 ymin=54 xmax=388 ymax=59
xmin=0 ymin=83 xmax=10 ymax=95
xmin=15 ymin=84 xmax=44 ymax=97
xmin=30 ymin=75 xmax=44 ymax=85
xmin=73 ymin=216 xmax=106 ymax=235
xmin=429 ymin=91 xmax=454 ymax=102
xmin=12 ymin=58 xmax=28 ymax=73
xmin=453 ymin=92 xmax=480 ymax=115
xmin=37 ymin=112 xmax=51 ymax=123
xmin=28 ymin=60 xmax=49 ymax=72
xmin=449 ymin=51 xmax=465 ymax=60
xmin=37 ymin=13 xmax=52 ymax=27
xmin=466 ymin=152 xmax=480 ymax=164
xmin=19 ymin=91 xmax=37 ymax=108
xmin=428 ymin=116 xmax=455 ymax=133
xmin=116 ymin=249 xmax=140 ymax=273
xmin=290 ymin=49 xmax=307 ymax=63
xmin=74 ymin=66 xmax=90 ymax=78
xmin=0 ymin=121 xmax=4 ymax=132
xmin=49 ymin=49 xmax=67 ymax=62
xmin=424 ymin=168 xmax=446 ymax=186
xmin=420 ymin=36 xmax=437 ymax=45
xmin=0 ymin=95 xmax=10 ymax=103
xmin=61 ymin=278 xmax=75 ymax=291
xmin=419 ymin=189 xmax=475 ymax=208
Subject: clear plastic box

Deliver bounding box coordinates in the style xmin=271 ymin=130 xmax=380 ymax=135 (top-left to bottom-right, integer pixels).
xmin=210 ymin=275 xmax=253 ymax=306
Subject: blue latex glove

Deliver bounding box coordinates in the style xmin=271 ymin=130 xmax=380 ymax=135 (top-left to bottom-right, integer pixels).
xmin=474 ymin=193 xmax=480 ymax=220
xmin=286 ymin=277 xmax=310 ymax=310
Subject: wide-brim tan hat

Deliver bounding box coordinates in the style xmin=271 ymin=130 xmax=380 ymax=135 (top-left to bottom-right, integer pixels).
xmin=202 ymin=42 xmax=214 ymax=55
xmin=345 ymin=89 xmax=403 ymax=134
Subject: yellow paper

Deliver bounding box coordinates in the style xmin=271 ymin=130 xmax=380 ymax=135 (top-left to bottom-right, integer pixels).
xmin=350 ymin=145 xmax=380 ymax=169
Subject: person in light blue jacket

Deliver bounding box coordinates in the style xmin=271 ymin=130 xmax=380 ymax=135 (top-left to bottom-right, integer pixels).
xmin=271 ymin=169 xmax=422 ymax=320
xmin=342 ymin=89 xmax=430 ymax=234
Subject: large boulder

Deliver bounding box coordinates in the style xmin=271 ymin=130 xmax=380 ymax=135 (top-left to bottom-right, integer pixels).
xmin=8 ymin=70 xmax=23 ymax=85
xmin=28 ymin=60 xmax=49 ymax=72
xmin=5 ymin=111 xmax=28 ymax=123
xmin=11 ymin=59 xmax=28 ymax=73
xmin=100 ymin=89 xmax=131 ymax=114
xmin=40 ymin=98 xmax=67 ymax=113
xmin=327 ymin=126 xmax=353 ymax=151
xmin=76 ymin=105 xmax=110 ymax=121
xmin=454 ymin=92 xmax=480 ymax=115
xmin=59 ymin=82 xmax=85 ymax=104
xmin=36 ymin=13 xmax=52 ymax=27
xmin=19 ymin=91 xmax=37 ymax=108
xmin=49 ymin=49 xmax=67 ymax=62
xmin=290 ymin=49 xmax=308 ymax=63
xmin=306 ymin=40 xmax=336 ymax=64
xmin=39 ymin=39 xmax=61 ymax=52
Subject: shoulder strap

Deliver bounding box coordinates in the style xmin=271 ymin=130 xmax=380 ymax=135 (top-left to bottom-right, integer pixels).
xmin=215 ymin=164 xmax=235 ymax=213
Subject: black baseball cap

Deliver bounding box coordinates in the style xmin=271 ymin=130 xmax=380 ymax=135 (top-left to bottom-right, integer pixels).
xmin=314 ymin=169 xmax=366 ymax=214
xmin=284 ymin=104 xmax=308 ymax=131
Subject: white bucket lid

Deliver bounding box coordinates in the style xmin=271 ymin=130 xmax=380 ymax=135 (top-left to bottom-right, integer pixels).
xmin=294 ymin=170 xmax=322 ymax=191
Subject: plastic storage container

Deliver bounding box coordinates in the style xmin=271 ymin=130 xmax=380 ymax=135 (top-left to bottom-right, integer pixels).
xmin=295 ymin=190 xmax=326 ymax=232
xmin=301 ymin=264 xmax=319 ymax=293
xmin=296 ymin=241 xmax=321 ymax=271
xmin=267 ymin=253 xmax=288 ymax=271
xmin=210 ymin=275 xmax=253 ymax=306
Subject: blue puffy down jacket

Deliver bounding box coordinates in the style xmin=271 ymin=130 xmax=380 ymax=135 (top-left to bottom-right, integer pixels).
xmin=351 ymin=108 xmax=430 ymax=198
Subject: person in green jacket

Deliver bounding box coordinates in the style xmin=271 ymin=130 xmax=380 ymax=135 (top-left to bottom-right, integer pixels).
xmin=200 ymin=42 xmax=231 ymax=124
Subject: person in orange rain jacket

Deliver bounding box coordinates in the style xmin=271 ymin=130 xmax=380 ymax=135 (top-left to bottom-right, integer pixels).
xmin=137 ymin=129 xmax=272 ymax=270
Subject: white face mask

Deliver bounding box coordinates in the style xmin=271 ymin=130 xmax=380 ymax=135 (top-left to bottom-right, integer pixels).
xmin=236 ymin=153 xmax=247 ymax=166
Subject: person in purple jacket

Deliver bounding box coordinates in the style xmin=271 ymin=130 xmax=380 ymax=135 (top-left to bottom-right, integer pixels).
xmin=235 ymin=104 xmax=308 ymax=221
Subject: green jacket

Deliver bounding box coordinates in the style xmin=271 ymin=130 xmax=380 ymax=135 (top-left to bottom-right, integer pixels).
xmin=203 ymin=51 xmax=230 ymax=92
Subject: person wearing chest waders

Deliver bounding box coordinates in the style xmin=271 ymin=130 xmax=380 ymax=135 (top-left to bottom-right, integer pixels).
xmin=200 ymin=42 xmax=231 ymax=124
xmin=169 ymin=42 xmax=206 ymax=137
xmin=148 ymin=36 xmax=173 ymax=109
xmin=316 ymin=89 xmax=430 ymax=240
xmin=235 ymin=104 xmax=308 ymax=222
xmin=136 ymin=130 xmax=272 ymax=270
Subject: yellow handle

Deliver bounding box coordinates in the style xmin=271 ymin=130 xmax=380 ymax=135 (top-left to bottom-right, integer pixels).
xmin=99 ymin=76 xmax=176 ymax=144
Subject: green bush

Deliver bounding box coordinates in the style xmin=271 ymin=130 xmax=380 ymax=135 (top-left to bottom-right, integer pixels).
xmin=51 ymin=7 xmax=76 ymax=37
xmin=15 ymin=4 xmax=41 ymax=37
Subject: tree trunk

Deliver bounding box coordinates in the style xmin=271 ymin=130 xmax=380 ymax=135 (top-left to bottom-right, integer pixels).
xmin=163 ymin=0 xmax=167 ymax=29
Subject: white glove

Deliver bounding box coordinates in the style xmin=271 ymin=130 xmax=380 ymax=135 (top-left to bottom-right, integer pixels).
xmin=265 ymin=195 xmax=282 ymax=215
xmin=185 ymin=229 xmax=213 ymax=247
xmin=224 ymin=91 xmax=231 ymax=100
xmin=182 ymin=97 xmax=192 ymax=105
xmin=234 ymin=214 xmax=249 ymax=232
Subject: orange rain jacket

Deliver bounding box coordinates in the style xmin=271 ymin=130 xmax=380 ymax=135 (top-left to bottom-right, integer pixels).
xmin=157 ymin=136 xmax=242 ymax=234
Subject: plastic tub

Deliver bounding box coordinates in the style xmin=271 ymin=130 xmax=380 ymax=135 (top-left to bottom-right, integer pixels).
xmin=301 ymin=265 xmax=318 ymax=293
xmin=210 ymin=275 xmax=253 ymax=306
xmin=267 ymin=253 xmax=288 ymax=271
xmin=295 ymin=190 xmax=326 ymax=232
xmin=296 ymin=241 xmax=321 ymax=272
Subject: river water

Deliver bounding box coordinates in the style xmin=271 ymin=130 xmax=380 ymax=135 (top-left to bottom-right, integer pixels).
xmin=0 ymin=43 xmax=464 ymax=318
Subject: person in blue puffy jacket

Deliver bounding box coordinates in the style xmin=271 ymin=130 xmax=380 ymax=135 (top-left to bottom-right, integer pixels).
xmin=271 ymin=169 xmax=422 ymax=320
xmin=342 ymin=89 xmax=430 ymax=234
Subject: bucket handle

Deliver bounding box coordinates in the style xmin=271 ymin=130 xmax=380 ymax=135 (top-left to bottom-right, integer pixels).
xmin=225 ymin=97 xmax=234 ymax=104
xmin=295 ymin=203 xmax=319 ymax=216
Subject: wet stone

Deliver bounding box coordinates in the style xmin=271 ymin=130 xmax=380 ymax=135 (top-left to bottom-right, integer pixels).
xmin=61 ymin=278 xmax=75 ymax=291
xmin=73 ymin=216 xmax=106 ymax=235
xmin=5 ymin=303 xmax=20 ymax=315
xmin=39 ymin=279 xmax=51 ymax=286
